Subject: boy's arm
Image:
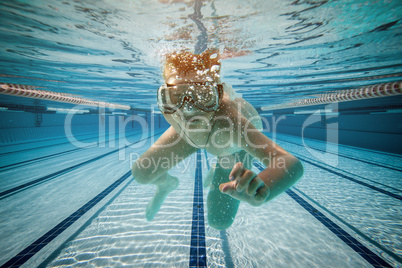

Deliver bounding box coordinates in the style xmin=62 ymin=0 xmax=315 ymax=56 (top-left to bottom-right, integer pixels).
xmin=132 ymin=126 xmax=197 ymax=184
xmin=219 ymin=114 xmax=304 ymax=206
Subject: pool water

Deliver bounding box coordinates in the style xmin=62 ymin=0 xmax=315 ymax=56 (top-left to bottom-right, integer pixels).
xmin=0 ymin=0 xmax=401 ymax=267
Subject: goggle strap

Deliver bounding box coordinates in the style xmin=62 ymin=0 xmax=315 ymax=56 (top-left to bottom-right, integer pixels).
xmin=218 ymin=84 xmax=223 ymax=100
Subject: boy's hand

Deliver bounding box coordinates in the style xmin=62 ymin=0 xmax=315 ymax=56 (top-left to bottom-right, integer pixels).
xmin=219 ymin=162 xmax=270 ymax=206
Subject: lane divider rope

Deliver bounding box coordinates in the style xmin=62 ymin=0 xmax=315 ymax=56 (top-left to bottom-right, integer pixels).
xmin=0 ymin=83 xmax=130 ymax=110
xmin=261 ymin=81 xmax=401 ymax=111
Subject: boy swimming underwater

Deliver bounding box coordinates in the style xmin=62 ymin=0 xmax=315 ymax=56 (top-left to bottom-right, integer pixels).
xmin=132 ymin=49 xmax=303 ymax=230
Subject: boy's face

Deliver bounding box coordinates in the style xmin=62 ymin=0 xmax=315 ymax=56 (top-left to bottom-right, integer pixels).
xmin=162 ymin=70 xmax=218 ymax=129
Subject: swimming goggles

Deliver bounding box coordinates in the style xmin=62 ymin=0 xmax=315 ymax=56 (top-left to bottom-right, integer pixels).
xmin=157 ymin=82 xmax=223 ymax=114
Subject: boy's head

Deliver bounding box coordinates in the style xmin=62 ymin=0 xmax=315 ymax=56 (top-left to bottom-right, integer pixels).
xmin=163 ymin=49 xmax=221 ymax=84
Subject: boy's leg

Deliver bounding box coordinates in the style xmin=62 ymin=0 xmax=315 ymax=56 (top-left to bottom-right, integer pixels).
xmin=203 ymin=163 xmax=216 ymax=188
xmin=207 ymin=160 xmax=240 ymax=230
xmin=207 ymin=150 xmax=252 ymax=230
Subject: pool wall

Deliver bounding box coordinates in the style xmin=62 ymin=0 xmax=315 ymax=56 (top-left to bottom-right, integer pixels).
xmin=260 ymin=95 xmax=402 ymax=154
xmin=0 ymin=96 xmax=170 ymax=146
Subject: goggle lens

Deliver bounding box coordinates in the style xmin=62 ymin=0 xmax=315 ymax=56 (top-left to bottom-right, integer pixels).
xmin=157 ymin=83 xmax=222 ymax=114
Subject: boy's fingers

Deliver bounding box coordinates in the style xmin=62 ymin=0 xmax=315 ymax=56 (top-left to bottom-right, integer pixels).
xmin=219 ymin=181 xmax=244 ymax=201
xmin=246 ymin=176 xmax=264 ymax=196
xmin=255 ymin=185 xmax=270 ymax=202
xmin=236 ymin=169 xmax=256 ymax=192
xmin=220 ymin=181 xmax=270 ymax=204
xmin=229 ymin=162 xmax=245 ymax=181
xmin=219 ymin=181 xmax=236 ymax=194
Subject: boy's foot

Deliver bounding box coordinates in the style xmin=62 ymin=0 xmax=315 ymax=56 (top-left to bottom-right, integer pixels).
xmin=145 ymin=175 xmax=179 ymax=221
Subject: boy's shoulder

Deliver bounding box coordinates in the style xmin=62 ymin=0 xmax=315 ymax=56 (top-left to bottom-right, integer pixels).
xmin=218 ymin=97 xmax=243 ymax=119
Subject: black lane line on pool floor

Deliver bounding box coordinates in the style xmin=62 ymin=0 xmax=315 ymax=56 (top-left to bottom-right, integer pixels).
xmin=292 ymin=153 xmax=402 ymax=200
xmin=253 ymin=162 xmax=392 ymax=268
xmin=0 ymin=146 xmax=91 ymax=171
xmin=189 ymin=150 xmax=207 ymax=268
xmin=283 ymin=132 xmax=402 ymax=159
xmin=0 ymin=129 xmax=144 ymax=171
xmin=0 ymin=127 xmax=142 ymax=156
xmin=272 ymin=135 xmax=402 ymax=172
xmin=293 ymin=187 xmax=402 ymax=263
xmin=1 ymin=171 xmax=133 ymax=268
xmin=264 ymin=134 xmax=401 ymax=199
xmin=0 ymin=131 xmax=165 ymax=200
xmin=0 ymin=129 xmax=112 ymax=156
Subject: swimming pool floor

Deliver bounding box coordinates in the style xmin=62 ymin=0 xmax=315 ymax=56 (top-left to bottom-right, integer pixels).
xmin=0 ymin=129 xmax=400 ymax=267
